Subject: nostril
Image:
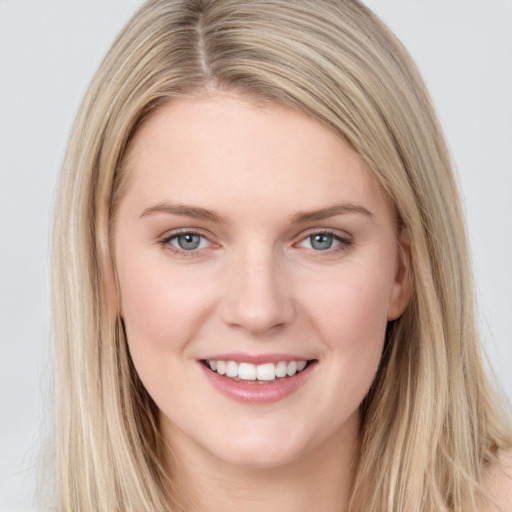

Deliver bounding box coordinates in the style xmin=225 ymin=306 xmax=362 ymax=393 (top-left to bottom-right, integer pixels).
xmin=219 ymin=272 xmax=296 ymax=333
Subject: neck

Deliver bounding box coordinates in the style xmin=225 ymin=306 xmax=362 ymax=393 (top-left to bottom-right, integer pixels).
xmin=163 ymin=413 xmax=360 ymax=512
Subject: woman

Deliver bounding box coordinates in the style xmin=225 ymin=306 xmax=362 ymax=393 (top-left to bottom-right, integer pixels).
xmin=50 ymin=0 xmax=512 ymax=510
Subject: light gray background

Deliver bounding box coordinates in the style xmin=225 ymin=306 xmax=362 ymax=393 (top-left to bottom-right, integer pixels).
xmin=1 ymin=1 xmax=511 ymax=510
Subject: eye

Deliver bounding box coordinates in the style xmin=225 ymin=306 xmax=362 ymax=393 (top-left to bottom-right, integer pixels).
xmin=168 ymin=232 xmax=211 ymax=251
xmin=308 ymin=233 xmax=336 ymax=251
xmin=296 ymin=231 xmax=352 ymax=252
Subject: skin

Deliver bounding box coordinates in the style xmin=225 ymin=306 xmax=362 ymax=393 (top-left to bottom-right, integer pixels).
xmin=114 ymin=92 xmax=411 ymax=511
xmin=480 ymin=451 xmax=512 ymax=512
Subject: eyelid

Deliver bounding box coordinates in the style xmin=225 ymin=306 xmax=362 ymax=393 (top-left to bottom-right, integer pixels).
xmin=297 ymin=227 xmax=352 ymax=242
xmin=293 ymin=228 xmax=353 ymax=252
xmin=169 ymin=232 xmax=210 ymax=250
xmin=158 ymin=228 xmax=220 ymax=256
xmin=157 ymin=227 xmax=353 ymax=257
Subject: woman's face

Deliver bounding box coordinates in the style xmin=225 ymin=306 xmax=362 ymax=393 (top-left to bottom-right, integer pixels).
xmin=114 ymin=93 xmax=410 ymax=469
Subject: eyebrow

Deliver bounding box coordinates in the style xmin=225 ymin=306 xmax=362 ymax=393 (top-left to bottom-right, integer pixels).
xmin=140 ymin=202 xmax=225 ymax=223
xmin=290 ymin=203 xmax=374 ymax=223
xmin=141 ymin=201 xmax=373 ymax=224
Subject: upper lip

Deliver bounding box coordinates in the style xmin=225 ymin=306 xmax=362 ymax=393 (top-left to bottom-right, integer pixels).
xmin=199 ymin=352 xmax=316 ymax=365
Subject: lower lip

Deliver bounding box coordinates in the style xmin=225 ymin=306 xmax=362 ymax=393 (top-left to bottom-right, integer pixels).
xmin=198 ymin=361 xmax=317 ymax=404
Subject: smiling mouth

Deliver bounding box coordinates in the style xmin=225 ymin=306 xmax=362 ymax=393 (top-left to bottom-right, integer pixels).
xmin=201 ymin=359 xmax=316 ymax=384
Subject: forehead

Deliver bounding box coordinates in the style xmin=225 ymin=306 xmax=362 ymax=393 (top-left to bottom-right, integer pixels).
xmin=122 ymin=93 xmax=392 ymax=219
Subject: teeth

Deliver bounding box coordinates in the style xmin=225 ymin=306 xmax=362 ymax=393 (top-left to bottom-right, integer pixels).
xmin=238 ymin=362 xmax=257 ymax=380
xmin=216 ymin=360 xmax=226 ymax=375
xmin=275 ymin=361 xmax=287 ymax=378
xmin=226 ymin=361 xmax=238 ymax=377
xmin=286 ymin=361 xmax=297 ymax=376
xmin=206 ymin=359 xmax=309 ymax=381
xmin=257 ymin=363 xmax=275 ymax=381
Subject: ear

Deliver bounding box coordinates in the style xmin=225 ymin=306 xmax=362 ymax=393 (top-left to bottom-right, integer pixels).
xmin=387 ymin=228 xmax=413 ymax=321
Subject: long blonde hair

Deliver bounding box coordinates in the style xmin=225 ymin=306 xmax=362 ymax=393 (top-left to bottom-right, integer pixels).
xmin=50 ymin=0 xmax=511 ymax=510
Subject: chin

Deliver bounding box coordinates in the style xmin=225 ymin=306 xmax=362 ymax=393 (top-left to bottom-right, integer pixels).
xmin=215 ymin=443 xmax=304 ymax=470
xmin=204 ymin=425 xmax=314 ymax=470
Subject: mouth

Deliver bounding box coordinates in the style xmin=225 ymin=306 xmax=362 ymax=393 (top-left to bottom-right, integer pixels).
xmin=200 ymin=359 xmax=315 ymax=384
xmin=197 ymin=352 xmax=319 ymax=405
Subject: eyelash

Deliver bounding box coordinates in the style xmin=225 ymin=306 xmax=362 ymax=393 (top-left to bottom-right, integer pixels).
xmin=295 ymin=229 xmax=353 ymax=254
xmin=158 ymin=229 xmax=353 ymax=258
xmin=158 ymin=230 xmax=215 ymax=259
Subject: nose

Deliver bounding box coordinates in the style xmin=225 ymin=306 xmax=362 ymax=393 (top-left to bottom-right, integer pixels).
xmin=220 ymin=249 xmax=296 ymax=335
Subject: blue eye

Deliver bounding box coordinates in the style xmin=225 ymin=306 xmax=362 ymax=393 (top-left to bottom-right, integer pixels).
xmin=309 ymin=233 xmax=335 ymax=250
xmin=170 ymin=233 xmax=208 ymax=251
xmin=296 ymin=231 xmax=352 ymax=252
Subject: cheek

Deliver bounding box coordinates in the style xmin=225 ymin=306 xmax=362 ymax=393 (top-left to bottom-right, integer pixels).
xmin=304 ymin=263 xmax=392 ymax=344
xmin=116 ymin=253 xmax=215 ymax=370
xmin=331 ymin=280 xmax=388 ymax=370
xmin=300 ymin=263 xmax=392 ymax=397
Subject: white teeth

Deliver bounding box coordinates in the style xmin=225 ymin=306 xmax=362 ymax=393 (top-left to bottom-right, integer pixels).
xmin=226 ymin=361 xmax=238 ymax=378
xmin=286 ymin=361 xmax=297 ymax=376
xmin=238 ymin=362 xmax=257 ymax=380
xmin=275 ymin=361 xmax=288 ymax=378
xmin=216 ymin=360 xmax=226 ymax=375
xmin=257 ymin=363 xmax=276 ymax=381
xmin=206 ymin=359 xmax=310 ymax=381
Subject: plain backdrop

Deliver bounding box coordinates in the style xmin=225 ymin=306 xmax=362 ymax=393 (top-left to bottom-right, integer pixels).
xmin=1 ymin=1 xmax=511 ymax=510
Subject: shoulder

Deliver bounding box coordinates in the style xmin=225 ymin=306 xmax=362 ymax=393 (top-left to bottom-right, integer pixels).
xmin=482 ymin=449 xmax=512 ymax=512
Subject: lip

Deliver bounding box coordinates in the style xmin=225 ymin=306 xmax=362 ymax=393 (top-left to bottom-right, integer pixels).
xmin=198 ymin=358 xmax=317 ymax=404
xmin=200 ymin=352 xmax=313 ymax=365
